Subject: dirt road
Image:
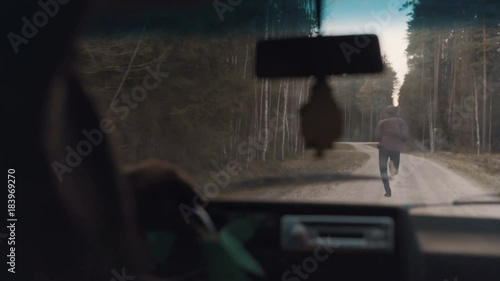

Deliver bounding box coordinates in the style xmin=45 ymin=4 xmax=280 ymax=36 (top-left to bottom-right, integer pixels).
xmin=223 ymin=143 xmax=500 ymax=218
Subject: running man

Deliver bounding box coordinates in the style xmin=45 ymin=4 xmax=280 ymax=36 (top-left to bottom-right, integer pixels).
xmin=374 ymin=105 xmax=410 ymax=197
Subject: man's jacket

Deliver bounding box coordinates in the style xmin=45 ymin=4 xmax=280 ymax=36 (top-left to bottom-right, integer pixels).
xmin=374 ymin=116 xmax=409 ymax=152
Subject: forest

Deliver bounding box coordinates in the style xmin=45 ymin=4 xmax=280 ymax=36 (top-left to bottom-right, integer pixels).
xmin=398 ymin=0 xmax=500 ymax=154
xmin=77 ymin=0 xmax=499 ymax=178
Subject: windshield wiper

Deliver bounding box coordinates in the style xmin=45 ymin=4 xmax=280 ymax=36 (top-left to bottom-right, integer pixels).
xmin=404 ymin=192 xmax=500 ymax=210
xmin=452 ymin=199 xmax=500 ymax=206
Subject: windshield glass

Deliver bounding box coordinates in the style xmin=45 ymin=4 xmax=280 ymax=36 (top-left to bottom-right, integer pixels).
xmin=77 ymin=0 xmax=500 ymax=218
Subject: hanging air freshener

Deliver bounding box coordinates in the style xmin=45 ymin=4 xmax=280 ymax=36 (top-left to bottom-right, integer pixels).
xmin=300 ymin=76 xmax=343 ymax=157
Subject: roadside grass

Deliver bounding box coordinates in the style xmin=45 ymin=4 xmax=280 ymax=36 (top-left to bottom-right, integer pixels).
xmin=428 ymin=152 xmax=500 ymax=192
xmin=219 ymin=149 xmax=370 ymax=194
xmin=236 ymin=145 xmax=368 ymax=179
xmin=191 ymin=144 xmax=370 ymax=194
xmin=234 ymin=149 xmax=369 ymax=182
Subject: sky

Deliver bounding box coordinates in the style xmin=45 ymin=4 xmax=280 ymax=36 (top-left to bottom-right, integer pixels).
xmin=321 ymin=0 xmax=412 ymax=106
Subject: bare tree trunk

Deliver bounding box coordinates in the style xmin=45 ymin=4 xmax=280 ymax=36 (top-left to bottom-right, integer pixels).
xmin=369 ymin=103 xmax=373 ymax=141
xmin=235 ymin=118 xmax=241 ymax=157
xmin=288 ymin=81 xmax=295 ymax=152
xmin=489 ymin=94 xmax=492 ymax=153
xmin=303 ymin=78 xmax=312 ymax=156
xmin=238 ymin=118 xmax=242 ymax=144
xmin=459 ymin=51 xmax=466 ymax=148
xmin=361 ymin=110 xmax=364 ymax=140
xmin=250 ymin=78 xmax=258 ymax=164
xmin=471 ymin=114 xmax=474 ymax=152
xmin=431 ymin=32 xmax=441 ymax=153
xmin=233 ymin=53 xmax=238 ymax=74
xmin=281 ymin=78 xmax=289 ymax=160
xmin=344 ymin=99 xmax=347 ymax=140
xmin=254 ymin=79 xmax=258 ymax=136
xmin=421 ymin=41 xmax=426 ymax=143
xmin=106 ymin=34 xmax=143 ymax=115
xmin=243 ymin=41 xmax=249 ymax=79
xmin=295 ymin=80 xmax=305 ymax=155
xmin=428 ymin=100 xmax=434 ymax=152
xmin=481 ymin=18 xmax=488 ymax=152
xmin=261 ymin=0 xmax=270 ymax=161
xmin=450 ymin=57 xmax=458 ymax=133
xmin=258 ymin=79 xmax=265 ymax=136
xmin=273 ymin=80 xmax=283 ymax=160
xmin=348 ymin=101 xmax=352 ymax=141
xmin=262 ymin=78 xmax=269 ymax=161
xmin=448 ymin=54 xmax=457 ymax=128
xmin=473 ymin=69 xmax=480 ymax=155
xmin=229 ymin=120 xmax=234 ymax=155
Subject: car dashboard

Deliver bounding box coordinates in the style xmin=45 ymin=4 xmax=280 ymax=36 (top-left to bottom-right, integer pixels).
xmin=206 ymin=200 xmax=500 ymax=281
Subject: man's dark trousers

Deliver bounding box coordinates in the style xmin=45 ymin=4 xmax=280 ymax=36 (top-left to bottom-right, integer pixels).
xmin=379 ymin=148 xmax=400 ymax=195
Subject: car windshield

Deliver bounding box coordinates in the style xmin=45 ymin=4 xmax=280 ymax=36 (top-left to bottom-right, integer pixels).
xmin=77 ymin=0 xmax=500 ymax=218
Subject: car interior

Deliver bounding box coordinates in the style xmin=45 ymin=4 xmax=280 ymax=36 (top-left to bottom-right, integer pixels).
xmin=4 ymin=0 xmax=500 ymax=281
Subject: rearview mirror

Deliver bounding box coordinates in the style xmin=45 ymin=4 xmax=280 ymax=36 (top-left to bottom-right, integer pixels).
xmin=256 ymin=35 xmax=383 ymax=78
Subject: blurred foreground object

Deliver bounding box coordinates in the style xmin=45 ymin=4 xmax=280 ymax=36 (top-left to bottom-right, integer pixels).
xmin=300 ymin=77 xmax=343 ymax=157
